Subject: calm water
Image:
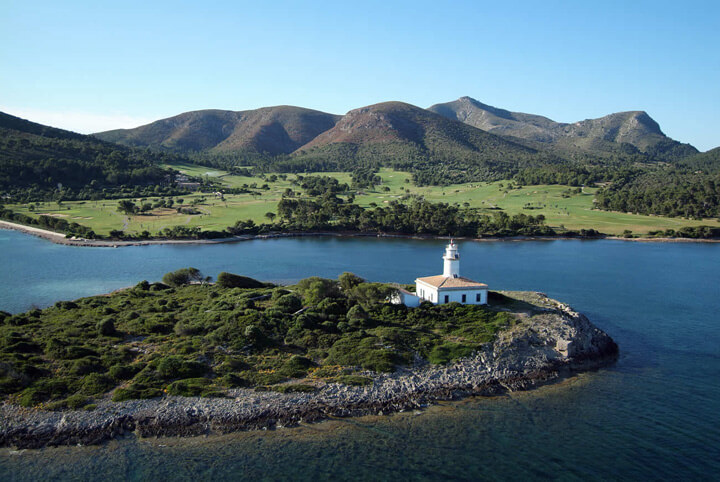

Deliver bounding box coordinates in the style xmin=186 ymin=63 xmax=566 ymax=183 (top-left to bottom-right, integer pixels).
xmin=1 ymin=230 xmax=719 ymax=480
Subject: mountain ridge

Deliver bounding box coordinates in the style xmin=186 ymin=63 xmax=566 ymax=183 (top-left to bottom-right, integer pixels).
xmin=96 ymin=106 xmax=341 ymax=155
xmin=428 ymin=96 xmax=697 ymax=160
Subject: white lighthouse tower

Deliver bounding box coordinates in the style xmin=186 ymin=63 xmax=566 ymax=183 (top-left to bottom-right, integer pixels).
xmin=443 ymin=239 xmax=460 ymax=278
xmin=392 ymin=240 xmax=488 ymax=306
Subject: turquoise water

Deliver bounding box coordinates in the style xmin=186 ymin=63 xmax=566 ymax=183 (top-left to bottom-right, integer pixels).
xmin=1 ymin=230 xmax=719 ymax=480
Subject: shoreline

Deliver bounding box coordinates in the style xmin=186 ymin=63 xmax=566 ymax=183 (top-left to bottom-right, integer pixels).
xmin=0 ymin=299 xmax=618 ymax=449
xmin=1 ymin=220 xmax=719 ymax=247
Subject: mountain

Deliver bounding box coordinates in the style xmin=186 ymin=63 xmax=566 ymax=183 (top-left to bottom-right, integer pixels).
xmin=289 ymin=101 xmax=553 ymax=182
xmin=428 ymin=97 xmax=698 ymax=161
xmin=0 ymin=111 xmax=174 ymax=197
xmin=95 ymin=106 xmax=340 ymax=155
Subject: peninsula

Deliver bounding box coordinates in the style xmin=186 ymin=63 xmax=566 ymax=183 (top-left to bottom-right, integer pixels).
xmin=0 ymin=262 xmax=617 ymax=448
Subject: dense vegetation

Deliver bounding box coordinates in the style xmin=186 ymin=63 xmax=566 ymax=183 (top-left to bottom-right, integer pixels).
xmin=274 ymin=194 xmax=554 ymax=237
xmin=0 ymin=271 xmax=513 ymax=409
xmin=0 ymin=112 xmax=194 ymax=202
xmin=595 ymin=169 xmax=720 ymax=219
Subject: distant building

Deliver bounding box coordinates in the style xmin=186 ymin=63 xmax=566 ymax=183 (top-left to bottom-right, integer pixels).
xmin=394 ymin=240 xmax=488 ymax=307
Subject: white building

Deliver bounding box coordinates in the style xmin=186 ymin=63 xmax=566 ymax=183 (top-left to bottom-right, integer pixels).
xmin=395 ymin=240 xmax=488 ymax=306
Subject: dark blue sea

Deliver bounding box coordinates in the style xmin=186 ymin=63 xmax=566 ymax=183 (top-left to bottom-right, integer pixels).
xmin=1 ymin=230 xmax=719 ymax=480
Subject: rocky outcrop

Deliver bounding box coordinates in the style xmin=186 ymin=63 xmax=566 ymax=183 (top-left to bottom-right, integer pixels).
xmin=0 ymin=295 xmax=617 ymax=449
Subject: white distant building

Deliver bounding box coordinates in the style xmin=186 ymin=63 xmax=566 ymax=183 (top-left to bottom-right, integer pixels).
xmin=394 ymin=240 xmax=488 ymax=307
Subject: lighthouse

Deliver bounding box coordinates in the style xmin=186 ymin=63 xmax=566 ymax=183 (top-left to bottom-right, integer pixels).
xmin=443 ymin=239 xmax=460 ymax=278
xmin=393 ymin=240 xmax=489 ymax=307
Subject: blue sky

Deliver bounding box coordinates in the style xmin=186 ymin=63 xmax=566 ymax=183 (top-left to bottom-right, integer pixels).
xmin=1 ymin=0 xmax=718 ymax=150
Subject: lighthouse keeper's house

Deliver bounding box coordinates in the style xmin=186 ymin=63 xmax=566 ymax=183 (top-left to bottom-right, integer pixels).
xmin=394 ymin=240 xmax=488 ymax=307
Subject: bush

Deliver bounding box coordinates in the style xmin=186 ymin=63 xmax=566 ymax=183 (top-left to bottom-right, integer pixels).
xmin=427 ymin=342 xmax=476 ymax=364
xmin=278 ymin=355 xmax=316 ymax=378
xmin=216 ymin=272 xmax=265 ymax=289
xmin=220 ymin=373 xmax=250 ymax=388
xmin=274 ymin=294 xmax=303 ymax=313
xmin=17 ymin=378 xmax=71 ymax=406
xmin=271 ymin=383 xmax=316 ymax=393
xmin=80 ymin=373 xmax=114 ymax=395
xmin=112 ymin=384 xmax=163 ymax=402
xmin=97 ymin=318 xmax=116 ymax=336
xmin=296 ymin=277 xmax=340 ymax=305
xmin=166 ymin=378 xmax=212 ymax=397
xmin=347 ymin=304 xmax=368 ymax=321
xmin=326 ymin=335 xmax=398 ymax=372
xmin=339 ymin=272 xmax=364 ymax=292
xmin=335 ymin=375 xmax=373 ymax=386
xmin=69 ymin=357 xmax=105 ymax=376
xmin=109 ymin=363 xmax=143 ymax=381
xmin=156 ymin=356 xmax=208 ymax=380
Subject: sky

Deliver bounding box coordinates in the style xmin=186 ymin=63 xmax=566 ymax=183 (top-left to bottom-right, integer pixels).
xmin=1 ymin=0 xmax=718 ymax=150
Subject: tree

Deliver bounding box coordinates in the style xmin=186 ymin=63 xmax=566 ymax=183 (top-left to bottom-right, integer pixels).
xmin=295 ymin=277 xmax=340 ymax=305
xmin=265 ymin=212 xmax=276 ymax=222
xmin=348 ymin=282 xmax=398 ymax=309
xmin=339 ymin=272 xmax=364 ymax=292
xmin=161 ymin=267 xmax=203 ymax=287
xmin=117 ymin=200 xmax=137 ymax=215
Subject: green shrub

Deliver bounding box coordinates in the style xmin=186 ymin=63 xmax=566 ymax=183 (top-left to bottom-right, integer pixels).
xmin=326 ymin=335 xmax=398 ymax=372
xmin=271 ymin=289 xmax=290 ymax=300
xmin=278 ymin=355 xmax=315 ymax=378
xmin=65 ymin=394 xmax=91 ymax=410
xmin=274 ymin=294 xmax=303 ymax=313
xmin=111 ymin=384 xmax=163 ymax=402
xmin=295 ymin=277 xmax=340 ymax=305
xmin=149 ymin=282 xmax=170 ymax=291
xmin=80 ymin=373 xmax=114 ymax=395
xmin=216 ymin=272 xmax=265 ymax=289
xmin=166 ymin=377 xmax=212 ymax=396
xmin=338 ymin=272 xmax=364 ymax=292
xmin=427 ymin=342 xmax=476 ymax=364
xmin=271 ymin=383 xmax=316 ymax=394
xmin=156 ymin=356 xmax=207 ymax=380
xmin=97 ymin=318 xmax=116 ymax=336
xmin=18 ymin=378 xmax=71 ymax=406
xmin=335 ymin=375 xmax=373 ymax=386
xmin=220 ymin=373 xmax=250 ymax=388
xmin=347 ymin=304 xmax=368 ymax=321
xmin=215 ymin=357 xmax=250 ymax=374
xmin=69 ymin=357 xmax=105 ymax=376
xmin=109 ymin=363 xmax=143 ymax=381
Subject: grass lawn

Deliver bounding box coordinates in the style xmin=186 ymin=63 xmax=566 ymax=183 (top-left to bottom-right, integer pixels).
xmin=7 ymin=165 xmax=719 ymax=236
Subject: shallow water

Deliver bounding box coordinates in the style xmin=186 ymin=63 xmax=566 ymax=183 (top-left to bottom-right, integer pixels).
xmin=1 ymin=231 xmax=719 ymax=480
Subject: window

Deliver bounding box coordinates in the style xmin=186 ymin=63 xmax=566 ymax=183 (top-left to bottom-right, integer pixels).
xmin=476 ymin=293 xmax=481 ymax=302
xmin=444 ymin=295 xmax=449 ymax=304
xmin=462 ymin=294 xmax=466 ymax=303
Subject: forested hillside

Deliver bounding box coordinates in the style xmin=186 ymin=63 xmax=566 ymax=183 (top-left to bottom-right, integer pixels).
xmin=0 ymin=112 xmax=185 ymax=201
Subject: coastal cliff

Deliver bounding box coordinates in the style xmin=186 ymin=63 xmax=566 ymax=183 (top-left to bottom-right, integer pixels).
xmin=0 ymin=293 xmax=617 ymax=449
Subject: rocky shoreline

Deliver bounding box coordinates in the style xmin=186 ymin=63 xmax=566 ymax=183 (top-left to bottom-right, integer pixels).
xmin=0 ymin=296 xmax=617 ymax=449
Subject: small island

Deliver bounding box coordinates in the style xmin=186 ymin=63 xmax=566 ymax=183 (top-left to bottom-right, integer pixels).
xmin=0 ymin=252 xmax=617 ymax=448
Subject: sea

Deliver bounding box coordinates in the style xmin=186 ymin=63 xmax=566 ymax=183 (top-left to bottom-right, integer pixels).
xmin=0 ymin=230 xmax=719 ymax=481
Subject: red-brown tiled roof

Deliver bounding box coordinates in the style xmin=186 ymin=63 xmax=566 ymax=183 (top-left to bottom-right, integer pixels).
xmin=416 ymin=275 xmax=488 ymax=289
